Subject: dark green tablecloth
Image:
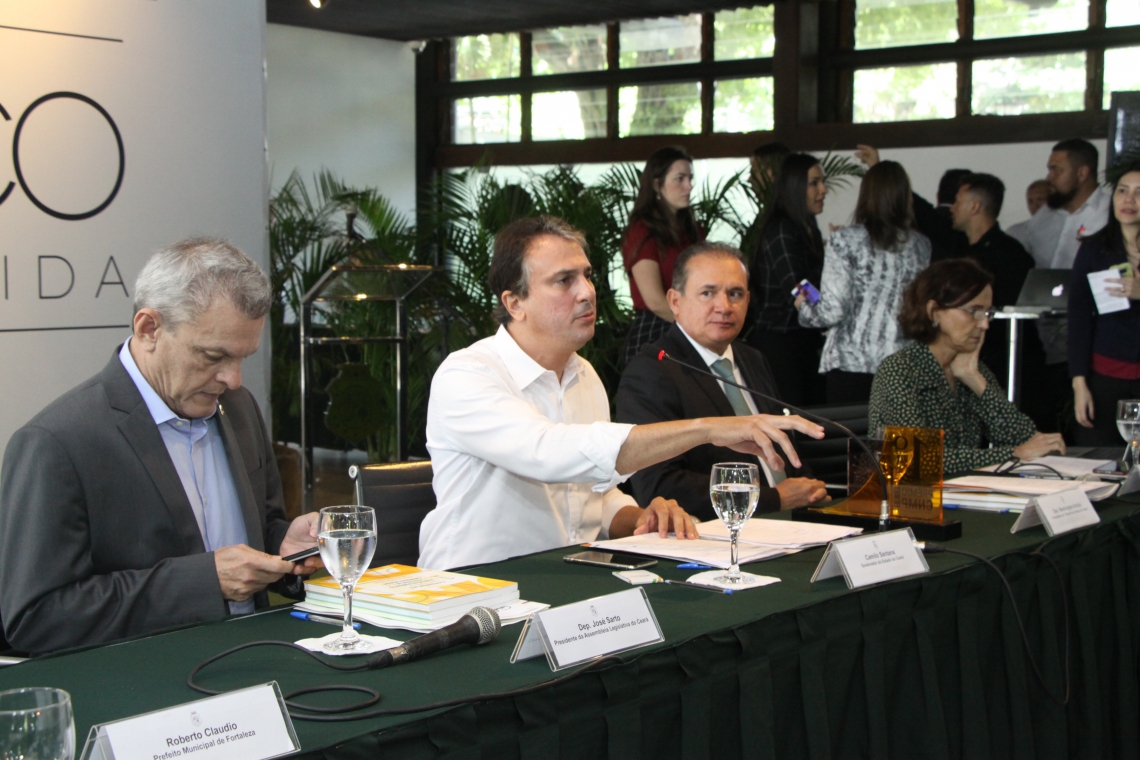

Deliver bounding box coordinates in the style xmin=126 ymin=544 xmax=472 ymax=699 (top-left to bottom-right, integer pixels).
xmin=2 ymin=503 xmax=1138 ymax=759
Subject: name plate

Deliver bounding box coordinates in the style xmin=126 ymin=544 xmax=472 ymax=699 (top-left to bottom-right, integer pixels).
xmin=1011 ymin=487 xmax=1100 ymax=536
xmin=811 ymin=527 xmax=929 ymax=589
xmin=511 ymin=587 xmax=664 ymax=671
xmin=80 ymin=683 xmax=299 ymax=760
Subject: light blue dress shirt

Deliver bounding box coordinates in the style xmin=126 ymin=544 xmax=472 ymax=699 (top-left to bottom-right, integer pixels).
xmin=119 ymin=339 xmax=254 ymax=614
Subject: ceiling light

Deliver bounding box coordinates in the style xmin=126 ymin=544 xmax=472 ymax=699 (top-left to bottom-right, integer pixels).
xmin=310 ymin=0 xmax=327 ymax=8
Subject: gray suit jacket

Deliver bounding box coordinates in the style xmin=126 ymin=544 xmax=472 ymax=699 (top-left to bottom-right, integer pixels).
xmin=0 ymin=348 xmax=292 ymax=654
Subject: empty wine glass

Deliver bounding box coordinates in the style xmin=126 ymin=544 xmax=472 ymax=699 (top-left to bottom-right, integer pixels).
xmin=709 ymin=462 xmax=761 ymax=585
xmin=318 ymin=505 xmax=377 ymax=652
xmin=0 ymin=687 xmax=75 ymax=760
xmin=1117 ymin=400 xmax=1140 ymax=470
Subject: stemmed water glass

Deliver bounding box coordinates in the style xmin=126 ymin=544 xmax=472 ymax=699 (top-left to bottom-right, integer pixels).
xmin=0 ymin=687 xmax=75 ymax=760
xmin=709 ymin=462 xmax=761 ymax=585
xmin=1117 ymin=400 xmax=1140 ymax=470
xmin=318 ymin=505 xmax=377 ymax=652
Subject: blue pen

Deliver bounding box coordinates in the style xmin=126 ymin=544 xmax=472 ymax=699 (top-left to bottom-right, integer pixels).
xmin=677 ymin=562 xmax=713 ymax=569
xmin=291 ymin=610 xmax=361 ymax=629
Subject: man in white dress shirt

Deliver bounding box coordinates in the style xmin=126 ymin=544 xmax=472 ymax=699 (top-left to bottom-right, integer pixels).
xmin=419 ymin=217 xmax=823 ymax=570
xmin=1021 ymin=138 xmax=1111 ymax=270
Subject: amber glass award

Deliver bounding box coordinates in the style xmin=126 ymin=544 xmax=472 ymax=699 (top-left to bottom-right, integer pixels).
xmin=839 ymin=426 xmax=944 ymax=522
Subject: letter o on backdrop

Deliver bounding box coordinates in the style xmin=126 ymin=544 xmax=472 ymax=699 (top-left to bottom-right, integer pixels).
xmin=12 ymin=92 xmax=125 ymax=221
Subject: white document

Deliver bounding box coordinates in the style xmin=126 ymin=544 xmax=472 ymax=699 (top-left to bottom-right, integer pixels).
xmin=589 ymin=534 xmax=789 ymax=568
xmin=82 ymin=683 xmax=297 ymax=760
xmin=511 ymin=588 xmax=664 ymax=671
xmin=698 ymin=518 xmax=862 ymax=547
xmin=1087 ymin=269 xmax=1131 ymax=315
xmin=811 ymin=528 xmax=929 ymax=589
xmin=1010 ymin=488 xmax=1101 ymax=536
xmin=978 ymin=455 xmax=1113 ymax=478
xmin=944 ymin=475 xmax=1118 ymax=502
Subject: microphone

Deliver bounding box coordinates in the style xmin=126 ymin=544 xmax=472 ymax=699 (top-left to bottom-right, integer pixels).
xmin=366 ymin=606 xmax=501 ymax=669
xmin=655 ymin=349 xmax=891 ymax=531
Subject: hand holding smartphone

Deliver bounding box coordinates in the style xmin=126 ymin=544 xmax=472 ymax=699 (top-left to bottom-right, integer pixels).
xmin=791 ymin=279 xmax=820 ymax=304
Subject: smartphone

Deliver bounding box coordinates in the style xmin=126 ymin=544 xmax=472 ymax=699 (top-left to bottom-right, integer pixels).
xmin=791 ymin=279 xmax=821 ymax=304
xmin=282 ymin=546 xmax=320 ymax=563
xmin=563 ymin=551 xmax=658 ymax=570
xmin=1093 ymin=460 xmax=1128 ymax=477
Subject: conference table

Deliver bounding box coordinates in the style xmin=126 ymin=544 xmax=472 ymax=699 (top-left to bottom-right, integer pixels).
xmin=2 ymin=500 xmax=1138 ymax=759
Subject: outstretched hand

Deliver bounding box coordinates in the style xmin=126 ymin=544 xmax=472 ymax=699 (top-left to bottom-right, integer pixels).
xmin=705 ymin=414 xmax=825 ymax=471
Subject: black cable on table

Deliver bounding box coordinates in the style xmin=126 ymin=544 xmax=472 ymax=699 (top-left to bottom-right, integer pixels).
xmin=921 ymin=543 xmax=1070 ymax=706
xmin=188 ymin=640 xmax=622 ymax=722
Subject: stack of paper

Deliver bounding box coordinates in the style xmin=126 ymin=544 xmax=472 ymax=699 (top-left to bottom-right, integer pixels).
xmin=943 ymin=475 xmax=1118 ymax=512
xmin=296 ymin=564 xmax=527 ymax=633
xmin=978 ymin=455 xmax=1113 ymax=478
xmin=589 ymin=534 xmax=790 ymax=568
xmin=698 ymin=518 xmax=862 ymax=548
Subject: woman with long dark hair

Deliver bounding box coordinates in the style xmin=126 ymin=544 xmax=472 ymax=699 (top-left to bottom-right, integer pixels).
xmin=746 ymin=153 xmax=827 ymax=405
xmin=1069 ymin=161 xmax=1140 ymax=445
xmin=796 ymin=161 xmax=931 ymax=404
xmin=621 ymin=146 xmax=704 ymax=365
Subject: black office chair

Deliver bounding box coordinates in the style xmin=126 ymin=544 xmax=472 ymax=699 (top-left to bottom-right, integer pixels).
xmin=794 ymin=403 xmax=870 ymax=493
xmin=348 ymin=461 xmax=436 ymax=567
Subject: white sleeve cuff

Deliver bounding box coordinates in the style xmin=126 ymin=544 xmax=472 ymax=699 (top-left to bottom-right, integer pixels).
xmin=599 ymin=488 xmax=639 ymax=540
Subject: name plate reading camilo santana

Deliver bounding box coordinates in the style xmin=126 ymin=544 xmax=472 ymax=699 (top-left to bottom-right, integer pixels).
xmin=1011 ymin=487 xmax=1100 ymax=536
xmin=79 ymin=682 xmax=298 ymax=760
xmin=811 ymin=527 xmax=929 ymax=589
xmin=511 ymin=587 xmax=664 ymax=671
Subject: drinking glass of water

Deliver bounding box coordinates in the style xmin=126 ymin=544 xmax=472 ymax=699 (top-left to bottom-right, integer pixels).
xmin=0 ymin=687 xmax=75 ymax=760
xmin=318 ymin=505 xmax=377 ymax=652
xmin=1117 ymin=400 xmax=1140 ymax=470
xmin=709 ymin=462 xmax=761 ymax=585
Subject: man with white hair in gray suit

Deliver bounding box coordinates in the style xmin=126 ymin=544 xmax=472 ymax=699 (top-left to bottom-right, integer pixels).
xmin=0 ymin=238 xmax=321 ymax=655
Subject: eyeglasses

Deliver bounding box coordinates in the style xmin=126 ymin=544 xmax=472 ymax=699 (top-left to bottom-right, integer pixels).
xmin=955 ymin=306 xmax=996 ymax=322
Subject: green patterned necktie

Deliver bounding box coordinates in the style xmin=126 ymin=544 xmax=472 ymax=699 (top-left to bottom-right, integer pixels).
xmin=711 ymin=357 xmax=786 ymax=483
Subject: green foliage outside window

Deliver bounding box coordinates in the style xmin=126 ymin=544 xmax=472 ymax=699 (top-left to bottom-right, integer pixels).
xmin=855 ymin=0 xmax=959 ymax=50
xmin=452 ymin=34 xmax=520 ymax=81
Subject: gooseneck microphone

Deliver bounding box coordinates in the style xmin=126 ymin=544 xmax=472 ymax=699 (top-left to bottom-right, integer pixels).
xmin=366 ymin=606 xmax=501 ymax=670
xmin=655 ymin=349 xmax=891 ymax=530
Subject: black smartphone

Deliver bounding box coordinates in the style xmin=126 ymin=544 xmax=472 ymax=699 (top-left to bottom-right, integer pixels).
xmin=283 ymin=546 xmax=320 ymax=563
xmin=1093 ymin=460 xmax=1128 ymax=477
xmin=563 ymin=550 xmax=657 ymax=570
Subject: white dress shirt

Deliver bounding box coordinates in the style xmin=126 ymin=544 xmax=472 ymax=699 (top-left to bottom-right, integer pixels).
xmin=1021 ymin=185 xmax=1112 ymax=269
xmin=419 ymin=326 xmax=638 ymax=570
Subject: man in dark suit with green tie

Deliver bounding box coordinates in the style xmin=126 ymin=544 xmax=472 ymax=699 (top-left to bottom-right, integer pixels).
xmin=615 ymin=242 xmax=827 ymax=522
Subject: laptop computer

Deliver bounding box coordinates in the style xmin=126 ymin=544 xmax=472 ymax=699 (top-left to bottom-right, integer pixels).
xmin=1011 ymin=269 xmax=1070 ymax=314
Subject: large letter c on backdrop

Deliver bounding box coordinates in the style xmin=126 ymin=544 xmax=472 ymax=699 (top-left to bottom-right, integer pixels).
xmin=11 ymin=92 xmax=125 ymax=221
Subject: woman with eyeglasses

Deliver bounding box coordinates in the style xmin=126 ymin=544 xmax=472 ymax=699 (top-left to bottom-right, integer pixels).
xmin=869 ymin=258 xmax=1064 ymax=473
xmin=1068 ymin=162 xmax=1140 ymax=445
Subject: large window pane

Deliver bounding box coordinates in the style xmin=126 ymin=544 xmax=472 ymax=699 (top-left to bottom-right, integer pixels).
xmin=1107 ymin=0 xmax=1140 ymax=27
xmin=855 ymin=0 xmax=959 ymax=50
xmin=714 ymin=7 xmax=775 ymax=60
xmin=618 ymin=83 xmax=701 ymax=136
xmin=1105 ymin=46 xmax=1140 ymax=110
xmin=533 ymin=90 xmax=607 ymax=140
xmin=453 ymin=96 xmax=521 ymax=144
xmin=853 ymin=63 xmax=957 ymax=122
xmin=619 ymin=15 xmax=701 ymax=68
xmin=532 ymin=25 xmax=607 ymax=76
xmin=972 ymin=53 xmax=1086 ymax=115
xmin=975 ymin=0 xmax=1088 ymax=39
xmin=714 ymin=78 xmax=774 ymax=132
xmin=452 ymin=34 xmax=520 ymax=81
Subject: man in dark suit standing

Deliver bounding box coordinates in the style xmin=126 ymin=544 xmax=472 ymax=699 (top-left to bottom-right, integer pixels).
xmin=0 ymin=238 xmax=321 ymax=655
xmin=616 ymin=242 xmax=826 ymax=522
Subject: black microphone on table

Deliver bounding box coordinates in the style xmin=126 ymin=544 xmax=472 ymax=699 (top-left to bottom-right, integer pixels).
xmin=654 ymin=349 xmax=892 ymax=531
xmin=366 ymin=606 xmax=501 ymax=670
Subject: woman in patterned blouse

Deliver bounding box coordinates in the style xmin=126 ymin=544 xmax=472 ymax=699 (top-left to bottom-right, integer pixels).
xmin=869 ymin=259 xmax=1065 ymax=473
xmin=796 ymin=161 xmax=931 ymax=404
xmin=745 ymin=153 xmax=828 ymax=405
xmin=621 ymin=146 xmax=704 ymax=366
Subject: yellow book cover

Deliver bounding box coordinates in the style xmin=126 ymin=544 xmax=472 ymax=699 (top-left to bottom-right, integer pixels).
xmin=304 ymin=564 xmax=517 ymax=612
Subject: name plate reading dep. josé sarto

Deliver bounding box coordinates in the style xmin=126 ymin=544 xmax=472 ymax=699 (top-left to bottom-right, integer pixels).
xmin=511 ymin=587 xmax=664 ymax=672
xmin=79 ymin=682 xmax=298 ymax=760
xmin=1011 ymin=487 xmax=1100 ymax=536
xmin=811 ymin=528 xmax=929 ymax=589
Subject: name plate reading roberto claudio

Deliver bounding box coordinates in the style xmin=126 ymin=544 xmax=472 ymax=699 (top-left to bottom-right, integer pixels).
xmin=1011 ymin=487 xmax=1100 ymax=536
xmin=79 ymin=682 xmax=298 ymax=760
xmin=811 ymin=527 xmax=929 ymax=589
xmin=511 ymin=587 xmax=664 ymax=671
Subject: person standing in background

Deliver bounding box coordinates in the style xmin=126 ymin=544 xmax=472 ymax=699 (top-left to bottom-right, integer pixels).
xmin=1006 ymin=179 xmax=1051 ymax=247
xmin=1069 ymin=163 xmax=1140 ymax=445
xmin=621 ymin=146 xmax=704 ymax=365
xmin=796 ymin=161 xmax=931 ymax=404
xmin=745 ymin=153 xmax=828 ymax=406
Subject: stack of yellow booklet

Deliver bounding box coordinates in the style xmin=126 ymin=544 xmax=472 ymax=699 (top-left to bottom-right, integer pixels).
xmin=296 ymin=564 xmax=519 ymax=632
